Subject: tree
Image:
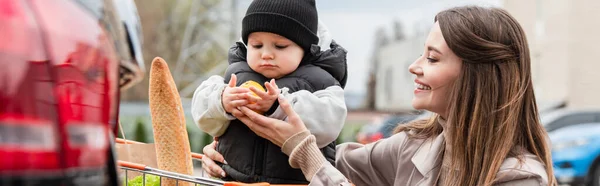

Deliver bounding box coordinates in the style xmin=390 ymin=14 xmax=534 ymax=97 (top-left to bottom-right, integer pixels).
xmin=132 ymin=118 xmax=148 ymax=143
xmin=121 ymin=0 xmax=238 ymax=101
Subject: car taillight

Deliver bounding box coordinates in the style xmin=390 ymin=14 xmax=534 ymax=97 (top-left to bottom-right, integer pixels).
xmin=27 ymin=0 xmax=119 ymax=170
xmin=0 ymin=115 xmax=59 ymax=171
xmin=1 ymin=0 xmax=121 ymax=184
xmin=0 ymin=0 xmax=63 ymax=176
xmin=370 ymin=132 xmax=384 ymax=142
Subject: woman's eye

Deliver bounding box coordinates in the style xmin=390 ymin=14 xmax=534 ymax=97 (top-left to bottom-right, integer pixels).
xmin=427 ymin=57 xmax=438 ymax=63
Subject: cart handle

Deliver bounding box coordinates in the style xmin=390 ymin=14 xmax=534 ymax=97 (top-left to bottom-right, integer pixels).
xmin=118 ymin=160 xmax=146 ymax=170
xmin=223 ymin=183 xmax=270 ymax=186
xmin=224 ymin=184 xmax=307 ymax=186
xmin=115 ymin=138 xmax=203 ymax=159
xmin=115 ymin=138 xmax=142 ymax=144
xmin=224 ymin=182 xmax=307 ymax=186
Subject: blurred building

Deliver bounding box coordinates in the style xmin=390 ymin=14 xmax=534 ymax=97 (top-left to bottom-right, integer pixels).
xmin=372 ymin=1 xmax=600 ymax=111
xmin=373 ymin=30 xmax=427 ymax=111
xmin=504 ymin=0 xmax=600 ymax=109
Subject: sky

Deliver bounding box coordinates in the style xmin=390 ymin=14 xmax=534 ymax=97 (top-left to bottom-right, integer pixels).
xmin=237 ymin=0 xmax=502 ymax=95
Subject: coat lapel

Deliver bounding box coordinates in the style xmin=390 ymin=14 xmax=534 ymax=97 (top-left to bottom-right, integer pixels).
xmin=410 ymin=133 xmax=445 ymax=186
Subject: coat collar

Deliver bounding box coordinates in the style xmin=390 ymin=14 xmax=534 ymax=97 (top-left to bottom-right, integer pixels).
xmin=409 ymin=132 xmax=549 ymax=185
xmin=410 ymin=133 xmax=445 ymax=185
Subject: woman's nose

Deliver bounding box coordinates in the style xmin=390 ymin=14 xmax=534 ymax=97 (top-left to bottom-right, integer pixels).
xmin=408 ymin=59 xmax=423 ymax=75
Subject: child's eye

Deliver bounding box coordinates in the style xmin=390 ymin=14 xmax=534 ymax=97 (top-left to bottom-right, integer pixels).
xmin=275 ymin=45 xmax=288 ymax=49
xmin=252 ymin=44 xmax=263 ymax=49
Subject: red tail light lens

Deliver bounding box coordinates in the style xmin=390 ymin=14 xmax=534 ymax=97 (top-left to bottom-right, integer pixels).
xmin=370 ymin=132 xmax=384 ymax=142
xmin=0 ymin=0 xmax=62 ymax=176
xmin=0 ymin=115 xmax=60 ymax=171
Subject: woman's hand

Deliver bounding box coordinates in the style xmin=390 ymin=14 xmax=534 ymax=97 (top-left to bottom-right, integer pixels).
xmin=233 ymin=95 xmax=308 ymax=147
xmin=201 ymin=140 xmax=227 ymax=178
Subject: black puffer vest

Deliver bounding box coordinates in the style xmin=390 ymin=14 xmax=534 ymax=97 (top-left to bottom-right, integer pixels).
xmin=217 ymin=41 xmax=347 ymax=184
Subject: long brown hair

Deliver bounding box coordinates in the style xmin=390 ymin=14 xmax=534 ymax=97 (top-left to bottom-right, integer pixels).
xmin=395 ymin=6 xmax=556 ymax=186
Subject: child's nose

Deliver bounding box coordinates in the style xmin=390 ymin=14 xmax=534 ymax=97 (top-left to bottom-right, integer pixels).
xmin=261 ymin=50 xmax=274 ymax=60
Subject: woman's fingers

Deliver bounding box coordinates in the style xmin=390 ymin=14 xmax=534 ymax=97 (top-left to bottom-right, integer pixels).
xmin=202 ymin=156 xmax=225 ymax=178
xmin=202 ymin=141 xmax=226 ymax=177
xmin=278 ymin=95 xmax=300 ymax=121
xmin=236 ymin=113 xmax=271 ymax=139
xmin=244 ymin=104 xmax=262 ymax=111
xmin=237 ymin=107 xmax=270 ymax=129
xmin=239 ymin=106 xmax=289 ymax=146
xmin=239 ymin=106 xmax=274 ymax=127
xmin=203 ymin=141 xmax=225 ymax=164
xmin=231 ymin=107 xmax=244 ymax=117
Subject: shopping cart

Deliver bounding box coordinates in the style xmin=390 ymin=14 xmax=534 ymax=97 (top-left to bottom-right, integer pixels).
xmin=116 ymin=138 xmax=305 ymax=186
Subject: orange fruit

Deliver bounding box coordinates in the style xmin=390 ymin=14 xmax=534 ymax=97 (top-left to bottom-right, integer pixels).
xmin=239 ymin=80 xmax=266 ymax=113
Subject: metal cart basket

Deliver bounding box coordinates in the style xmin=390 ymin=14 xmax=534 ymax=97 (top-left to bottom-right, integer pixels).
xmin=116 ymin=138 xmax=304 ymax=186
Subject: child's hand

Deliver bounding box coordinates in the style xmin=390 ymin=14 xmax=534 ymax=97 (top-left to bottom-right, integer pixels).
xmin=245 ymin=79 xmax=280 ymax=113
xmin=222 ymin=74 xmax=251 ymax=114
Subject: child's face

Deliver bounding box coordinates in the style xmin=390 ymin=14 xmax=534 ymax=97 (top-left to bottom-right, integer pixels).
xmin=246 ymin=32 xmax=304 ymax=79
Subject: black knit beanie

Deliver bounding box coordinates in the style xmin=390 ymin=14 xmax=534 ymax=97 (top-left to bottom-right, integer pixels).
xmin=242 ymin=0 xmax=319 ymax=52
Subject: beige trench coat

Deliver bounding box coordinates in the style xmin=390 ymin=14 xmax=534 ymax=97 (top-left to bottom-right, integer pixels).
xmin=309 ymin=132 xmax=550 ymax=186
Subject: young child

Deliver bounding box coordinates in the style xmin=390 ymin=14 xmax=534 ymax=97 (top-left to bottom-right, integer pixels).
xmin=190 ymin=0 xmax=347 ymax=184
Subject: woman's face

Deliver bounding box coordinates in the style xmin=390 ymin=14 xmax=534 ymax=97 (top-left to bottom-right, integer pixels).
xmin=409 ymin=22 xmax=462 ymax=119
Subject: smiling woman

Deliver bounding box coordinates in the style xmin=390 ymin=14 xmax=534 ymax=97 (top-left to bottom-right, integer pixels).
xmin=397 ymin=6 xmax=556 ymax=186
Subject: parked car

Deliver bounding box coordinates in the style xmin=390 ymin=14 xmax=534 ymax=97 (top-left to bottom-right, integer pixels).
xmin=550 ymin=122 xmax=600 ymax=186
xmin=357 ymin=111 xmax=432 ymax=144
xmin=355 ymin=116 xmax=385 ymax=144
xmin=541 ymin=109 xmax=600 ymax=132
xmin=0 ymin=0 xmax=144 ymax=185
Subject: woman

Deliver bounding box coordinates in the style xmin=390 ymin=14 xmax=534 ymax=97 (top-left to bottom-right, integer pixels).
xmin=202 ymin=6 xmax=556 ymax=186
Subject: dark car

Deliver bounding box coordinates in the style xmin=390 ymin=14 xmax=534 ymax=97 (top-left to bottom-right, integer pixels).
xmin=0 ymin=0 xmax=144 ymax=185
xmin=541 ymin=109 xmax=600 ymax=132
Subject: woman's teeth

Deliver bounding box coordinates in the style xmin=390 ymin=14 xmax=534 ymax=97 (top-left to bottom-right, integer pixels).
xmin=415 ymin=83 xmax=431 ymax=90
